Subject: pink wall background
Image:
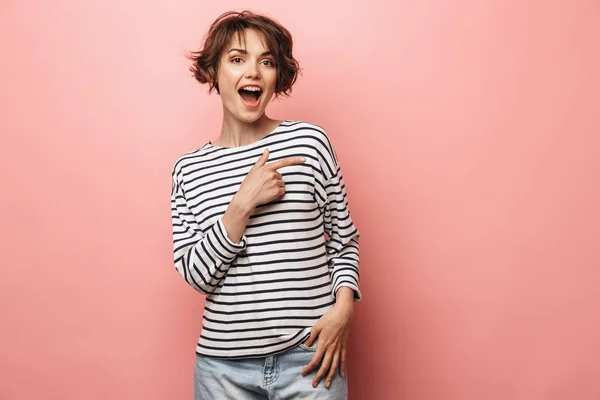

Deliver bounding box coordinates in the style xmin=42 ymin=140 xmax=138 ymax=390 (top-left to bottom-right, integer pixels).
xmin=1 ymin=0 xmax=599 ymax=399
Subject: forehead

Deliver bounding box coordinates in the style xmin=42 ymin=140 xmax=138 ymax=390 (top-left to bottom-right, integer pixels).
xmin=226 ymin=28 xmax=270 ymax=54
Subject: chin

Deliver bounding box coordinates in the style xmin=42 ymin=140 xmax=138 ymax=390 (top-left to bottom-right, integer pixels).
xmin=236 ymin=109 xmax=266 ymax=123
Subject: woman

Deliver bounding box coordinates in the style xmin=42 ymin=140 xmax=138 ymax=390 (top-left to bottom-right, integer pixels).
xmin=171 ymin=10 xmax=361 ymax=399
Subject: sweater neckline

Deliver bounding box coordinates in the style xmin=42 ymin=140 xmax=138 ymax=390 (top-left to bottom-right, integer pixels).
xmin=205 ymin=120 xmax=289 ymax=150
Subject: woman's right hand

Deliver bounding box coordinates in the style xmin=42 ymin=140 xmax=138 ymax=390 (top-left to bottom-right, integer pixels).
xmin=222 ymin=149 xmax=306 ymax=244
xmin=234 ymin=149 xmax=306 ymax=212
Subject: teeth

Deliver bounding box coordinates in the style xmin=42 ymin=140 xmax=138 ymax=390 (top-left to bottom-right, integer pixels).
xmin=241 ymin=87 xmax=262 ymax=92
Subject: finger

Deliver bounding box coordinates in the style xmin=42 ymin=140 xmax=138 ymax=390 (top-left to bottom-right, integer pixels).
xmin=339 ymin=343 xmax=347 ymax=377
xmin=325 ymin=349 xmax=340 ymax=389
xmin=301 ymin=347 xmax=324 ymax=376
xmin=265 ymin=170 xmax=280 ymax=181
xmin=313 ymin=346 xmax=335 ymax=388
xmin=303 ymin=326 xmax=321 ymax=348
xmin=250 ymin=149 xmax=269 ymax=170
xmin=275 ymin=187 xmax=286 ymax=200
xmin=266 ymin=156 xmax=306 ymax=171
xmin=300 ymin=330 xmax=322 ymax=376
xmin=274 ymin=172 xmax=284 ymax=183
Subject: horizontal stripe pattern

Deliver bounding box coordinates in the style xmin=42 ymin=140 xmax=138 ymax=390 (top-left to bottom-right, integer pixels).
xmin=170 ymin=120 xmax=361 ymax=359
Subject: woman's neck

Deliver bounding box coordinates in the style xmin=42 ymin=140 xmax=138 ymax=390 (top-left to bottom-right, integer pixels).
xmin=215 ymin=113 xmax=281 ymax=148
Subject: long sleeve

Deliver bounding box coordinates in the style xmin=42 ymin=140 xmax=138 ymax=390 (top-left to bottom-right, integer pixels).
xmin=171 ymin=171 xmax=247 ymax=295
xmin=323 ymin=165 xmax=362 ymax=301
xmin=314 ymin=131 xmax=362 ymax=301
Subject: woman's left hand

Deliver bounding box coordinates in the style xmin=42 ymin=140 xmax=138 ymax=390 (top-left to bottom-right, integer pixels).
xmin=300 ymin=287 xmax=355 ymax=389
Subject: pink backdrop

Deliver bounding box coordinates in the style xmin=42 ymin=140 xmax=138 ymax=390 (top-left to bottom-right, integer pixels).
xmin=1 ymin=0 xmax=599 ymax=399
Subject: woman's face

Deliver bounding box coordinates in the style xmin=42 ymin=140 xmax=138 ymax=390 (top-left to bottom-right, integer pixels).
xmin=216 ymin=29 xmax=278 ymax=123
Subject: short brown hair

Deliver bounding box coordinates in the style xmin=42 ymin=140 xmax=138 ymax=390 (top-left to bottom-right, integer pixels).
xmin=188 ymin=10 xmax=301 ymax=97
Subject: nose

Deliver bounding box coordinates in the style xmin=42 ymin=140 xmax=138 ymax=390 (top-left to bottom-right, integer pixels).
xmin=245 ymin=62 xmax=261 ymax=79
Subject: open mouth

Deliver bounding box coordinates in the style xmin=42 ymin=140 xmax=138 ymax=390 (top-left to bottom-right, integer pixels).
xmin=238 ymin=87 xmax=263 ymax=106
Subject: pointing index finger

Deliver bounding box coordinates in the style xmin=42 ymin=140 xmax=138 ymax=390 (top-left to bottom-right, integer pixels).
xmin=266 ymin=156 xmax=306 ymax=171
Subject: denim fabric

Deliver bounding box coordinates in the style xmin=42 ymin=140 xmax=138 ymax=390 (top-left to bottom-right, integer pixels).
xmin=194 ymin=340 xmax=348 ymax=399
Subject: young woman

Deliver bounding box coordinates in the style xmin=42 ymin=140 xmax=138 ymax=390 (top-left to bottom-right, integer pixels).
xmin=171 ymin=10 xmax=361 ymax=399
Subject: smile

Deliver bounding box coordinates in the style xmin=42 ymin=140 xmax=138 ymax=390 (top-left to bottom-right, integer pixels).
xmin=238 ymin=86 xmax=263 ymax=108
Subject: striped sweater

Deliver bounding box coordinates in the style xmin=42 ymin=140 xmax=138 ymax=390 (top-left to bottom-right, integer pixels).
xmin=170 ymin=120 xmax=361 ymax=359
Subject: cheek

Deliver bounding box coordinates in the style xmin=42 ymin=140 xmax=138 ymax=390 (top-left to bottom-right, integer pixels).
xmin=217 ymin=67 xmax=238 ymax=90
xmin=265 ymin=70 xmax=278 ymax=90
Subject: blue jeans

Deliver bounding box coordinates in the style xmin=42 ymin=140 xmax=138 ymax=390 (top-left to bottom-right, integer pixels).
xmin=193 ymin=340 xmax=348 ymax=399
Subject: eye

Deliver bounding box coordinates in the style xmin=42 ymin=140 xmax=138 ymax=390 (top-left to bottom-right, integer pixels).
xmin=231 ymin=57 xmax=243 ymax=64
xmin=261 ymin=59 xmax=275 ymax=67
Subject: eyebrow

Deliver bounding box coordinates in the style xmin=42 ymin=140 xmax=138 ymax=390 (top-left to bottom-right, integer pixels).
xmin=227 ymin=48 xmax=273 ymax=56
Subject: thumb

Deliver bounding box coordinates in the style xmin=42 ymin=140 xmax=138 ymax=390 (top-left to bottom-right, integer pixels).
xmin=251 ymin=149 xmax=269 ymax=170
xmin=304 ymin=326 xmax=321 ymax=347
